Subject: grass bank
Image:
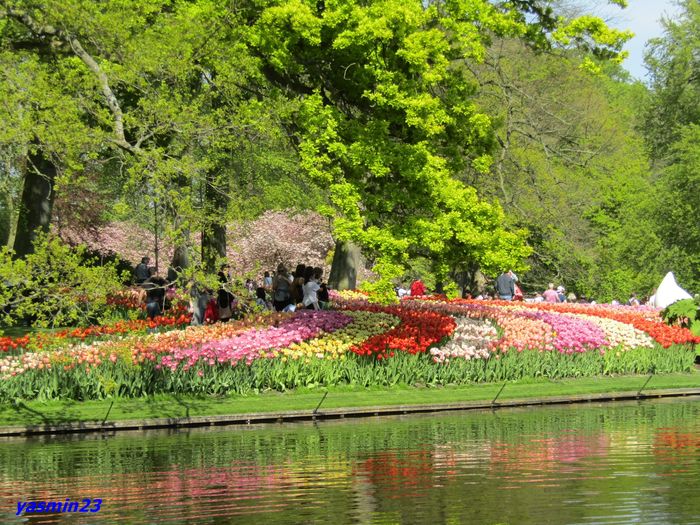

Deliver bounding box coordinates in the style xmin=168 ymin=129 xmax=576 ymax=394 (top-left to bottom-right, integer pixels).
xmin=1 ymin=371 xmax=699 ymax=430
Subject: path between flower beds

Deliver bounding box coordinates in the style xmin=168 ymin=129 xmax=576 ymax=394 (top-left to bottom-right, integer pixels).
xmin=2 ymin=378 xmax=699 ymax=437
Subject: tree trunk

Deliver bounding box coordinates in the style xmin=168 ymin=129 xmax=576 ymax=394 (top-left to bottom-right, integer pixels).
xmin=170 ymin=243 xmax=188 ymax=269
xmin=328 ymin=240 xmax=364 ymax=290
xmin=454 ymin=263 xmax=486 ymax=297
xmin=0 ymin=187 xmax=11 ymax=247
xmin=201 ymin=170 xmax=228 ymax=273
xmin=166 ymin=173 xmax=192 ymax=273
xmin=13 ymin=150 xmax=56 ymax=257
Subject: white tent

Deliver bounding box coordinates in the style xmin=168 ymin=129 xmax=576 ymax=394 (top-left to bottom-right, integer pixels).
xmin=652 ymin=272 xmax=692 ymax=309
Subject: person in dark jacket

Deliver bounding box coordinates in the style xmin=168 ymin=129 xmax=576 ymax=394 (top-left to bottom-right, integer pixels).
xmin=143 ymin=267 xmax=167 ymax=319
xmin=135 ymin=256 xmax=150 ymax=284
xmin=495 ymin=271 xmax=515 ymax=301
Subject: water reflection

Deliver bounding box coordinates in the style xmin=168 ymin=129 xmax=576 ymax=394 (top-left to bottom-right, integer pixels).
xmin=0 ymin=397 xmax=699 ymax=524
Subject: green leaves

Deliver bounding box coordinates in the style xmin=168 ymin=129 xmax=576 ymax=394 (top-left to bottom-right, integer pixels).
xmin=662 ymin=298 xmax=700 ymax=337
xmin=0 ymin=233 xmax=124 ymax=328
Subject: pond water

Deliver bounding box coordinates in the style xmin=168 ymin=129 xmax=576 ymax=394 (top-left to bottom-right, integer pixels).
xmin=1 ymin=397 xmax=699 ymax=524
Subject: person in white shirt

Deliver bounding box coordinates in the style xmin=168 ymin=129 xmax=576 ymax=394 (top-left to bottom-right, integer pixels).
xmin=303 ymin=266 xmax=322 ymax=310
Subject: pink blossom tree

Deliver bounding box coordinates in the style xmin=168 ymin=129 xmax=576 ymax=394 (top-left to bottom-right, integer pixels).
xmin=227 ymin=210 xmax=334 ymax=280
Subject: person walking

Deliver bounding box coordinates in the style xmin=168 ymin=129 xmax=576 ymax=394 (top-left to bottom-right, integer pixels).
xmin=496 ymin=271 xmax=515 ymax=301
xmin=543 ymin=283 xmax=560 ymax=303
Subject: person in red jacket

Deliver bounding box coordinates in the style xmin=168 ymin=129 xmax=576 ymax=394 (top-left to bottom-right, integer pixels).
xmin=410 ymin=279 xmax=426 ymax=296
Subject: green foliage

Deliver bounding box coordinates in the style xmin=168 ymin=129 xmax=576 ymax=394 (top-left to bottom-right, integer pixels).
xmin=649 ymin=125 xmax=700 ymax=292
xmin=0 ymin=0 xmax=636 ymax=294
xmin=0 ymin=234 xmax=124 ymax=328
xmin=248 ymin=0 xmax=630 ymax=287
xmin=640 ymin=1 xmax=700 ymax=294
xmin=468 ymin=35 xmax=665 ymax=299
xmin=644 ymin=0 xmax=700 ymax=158
xmin=663 ymin=298 xmax=700 ymax=337
xmin=0 ymin=344 xmax=693 ymax=402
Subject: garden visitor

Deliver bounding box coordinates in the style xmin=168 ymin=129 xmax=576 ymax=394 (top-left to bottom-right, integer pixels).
xmin=166 ymin=264 xmax=182 ymax=288
xmin=396 ymin=284 xmax=409 ymax=298
xmin=217 ymin=265 xmax=235 ymax=321
xmin=495 ymin=271 xmax=515 ymax=301
xmin=264 ymin=271 xmax=273 ymax=289
xmin=272 ymin=264 xmax=292 ymax=311
xmin=204 ymin=294 xmax=219 ymax=324
xmin=557 ymin=286 xmax=566 ymax=302
xmin=646 ymin=289 xmax=657 ymax=306
xmin=628 ymin=293 xmax=640 ymax=306
xmin=567 ymin=292 xmax=577 ymax=302
xmin=291 ymin=264 xmax=306 ymax=305
xmin=513 ymin=283 xmax=524 ymax=301
xmin=189 ymin=282 xmax=211 ymax=326
xmin=410 ymin=279 xmax=426 ymax=296
xmin=143 ymin=267 xmax=166 ymax=319
xmin=135 ymin=256 xmax=150 ymax=284
xmin=303 ymin=266 xmax=322 ymax=310
xmin=318 ymin=282 xmax=330 ymax=309
xmin=543 ymin=283 xmax=560 ymax=303
xmin=245 ymin=279 xmax=255 ymax=295
xmin=533 ymin=292 xmax=544 ymax=303
xmin=255 ymin=287 xmax=271 ymax=310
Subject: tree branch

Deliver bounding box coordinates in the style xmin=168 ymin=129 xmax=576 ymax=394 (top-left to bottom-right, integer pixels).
xmin=3 ymin=5 xmax=139 ymax=154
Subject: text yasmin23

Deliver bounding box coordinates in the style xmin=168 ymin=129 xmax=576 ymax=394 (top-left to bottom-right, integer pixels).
xmin=16 ymin=498 xmax=102 ymax=515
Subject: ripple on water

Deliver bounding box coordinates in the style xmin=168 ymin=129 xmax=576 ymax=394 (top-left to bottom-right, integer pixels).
xmin=0 ymin=397 xmax=699 ymax=524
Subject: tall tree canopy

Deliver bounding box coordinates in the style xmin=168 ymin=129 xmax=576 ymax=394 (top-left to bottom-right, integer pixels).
xmin=0 ymin=0 xmax=636 ymax=297
xmin=243 ymin=0 xmax=631 ymax=293
xmin=643 ymin=0 xmax=700 ymax=292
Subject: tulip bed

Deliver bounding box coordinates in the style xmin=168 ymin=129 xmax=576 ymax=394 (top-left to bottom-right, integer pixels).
xmin=0 ymin=293 xmax=697 ymax=402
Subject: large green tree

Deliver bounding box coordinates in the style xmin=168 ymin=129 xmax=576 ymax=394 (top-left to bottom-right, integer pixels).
xmin=243 ymin=0 xmax=631 ymax=293
xmin=642 ymin=0 xmax=700 ymax=292
xmin=1 ymin=0 xmax=632 ymax=297
xmin=466 ymin=36 xmax=664 ymax=299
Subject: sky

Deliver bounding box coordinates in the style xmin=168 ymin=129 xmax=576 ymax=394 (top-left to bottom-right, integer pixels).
xmin=602 ymin=0 xmax=683 ymax=81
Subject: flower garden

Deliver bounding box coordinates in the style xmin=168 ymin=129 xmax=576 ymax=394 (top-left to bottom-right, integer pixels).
xmin=0 ymin=291 xmax=698 ymax=402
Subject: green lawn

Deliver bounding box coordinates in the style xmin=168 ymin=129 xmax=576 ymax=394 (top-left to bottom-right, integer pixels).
xmin=1 ymin=371 xmax=699 ymax=428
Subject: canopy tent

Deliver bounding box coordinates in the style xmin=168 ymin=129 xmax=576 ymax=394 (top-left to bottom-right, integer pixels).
xmin=652 ymin=272 xmax=692 ymax=309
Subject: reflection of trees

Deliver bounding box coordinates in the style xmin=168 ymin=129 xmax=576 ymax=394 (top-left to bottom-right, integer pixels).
xmin=0 ymin=401 xmax=698 ymax=524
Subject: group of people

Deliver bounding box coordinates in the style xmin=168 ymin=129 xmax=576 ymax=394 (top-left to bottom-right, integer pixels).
xmin=492 ymin=270 xmax=643 ymax=306
xmin=395 ymin=279 xmax=427 ymax=298
xmin=270 ymin=263 xmax=329 ymax=312
xmin=535 ymin=283 xmax=574 ymax=303
xmin=134 ymin=256 xmax=332 ymax=324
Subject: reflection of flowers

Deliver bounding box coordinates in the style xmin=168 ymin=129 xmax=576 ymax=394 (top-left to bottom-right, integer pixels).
xmin=653 ymin=431 xmax=700 ymax=464
xmin=151 ymin=464 xmax=294 ymax=499
xmin=489 ymin=432 xmax=610 ymax=475
xmin=355 ymin=450 xmax=435 ymax=496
